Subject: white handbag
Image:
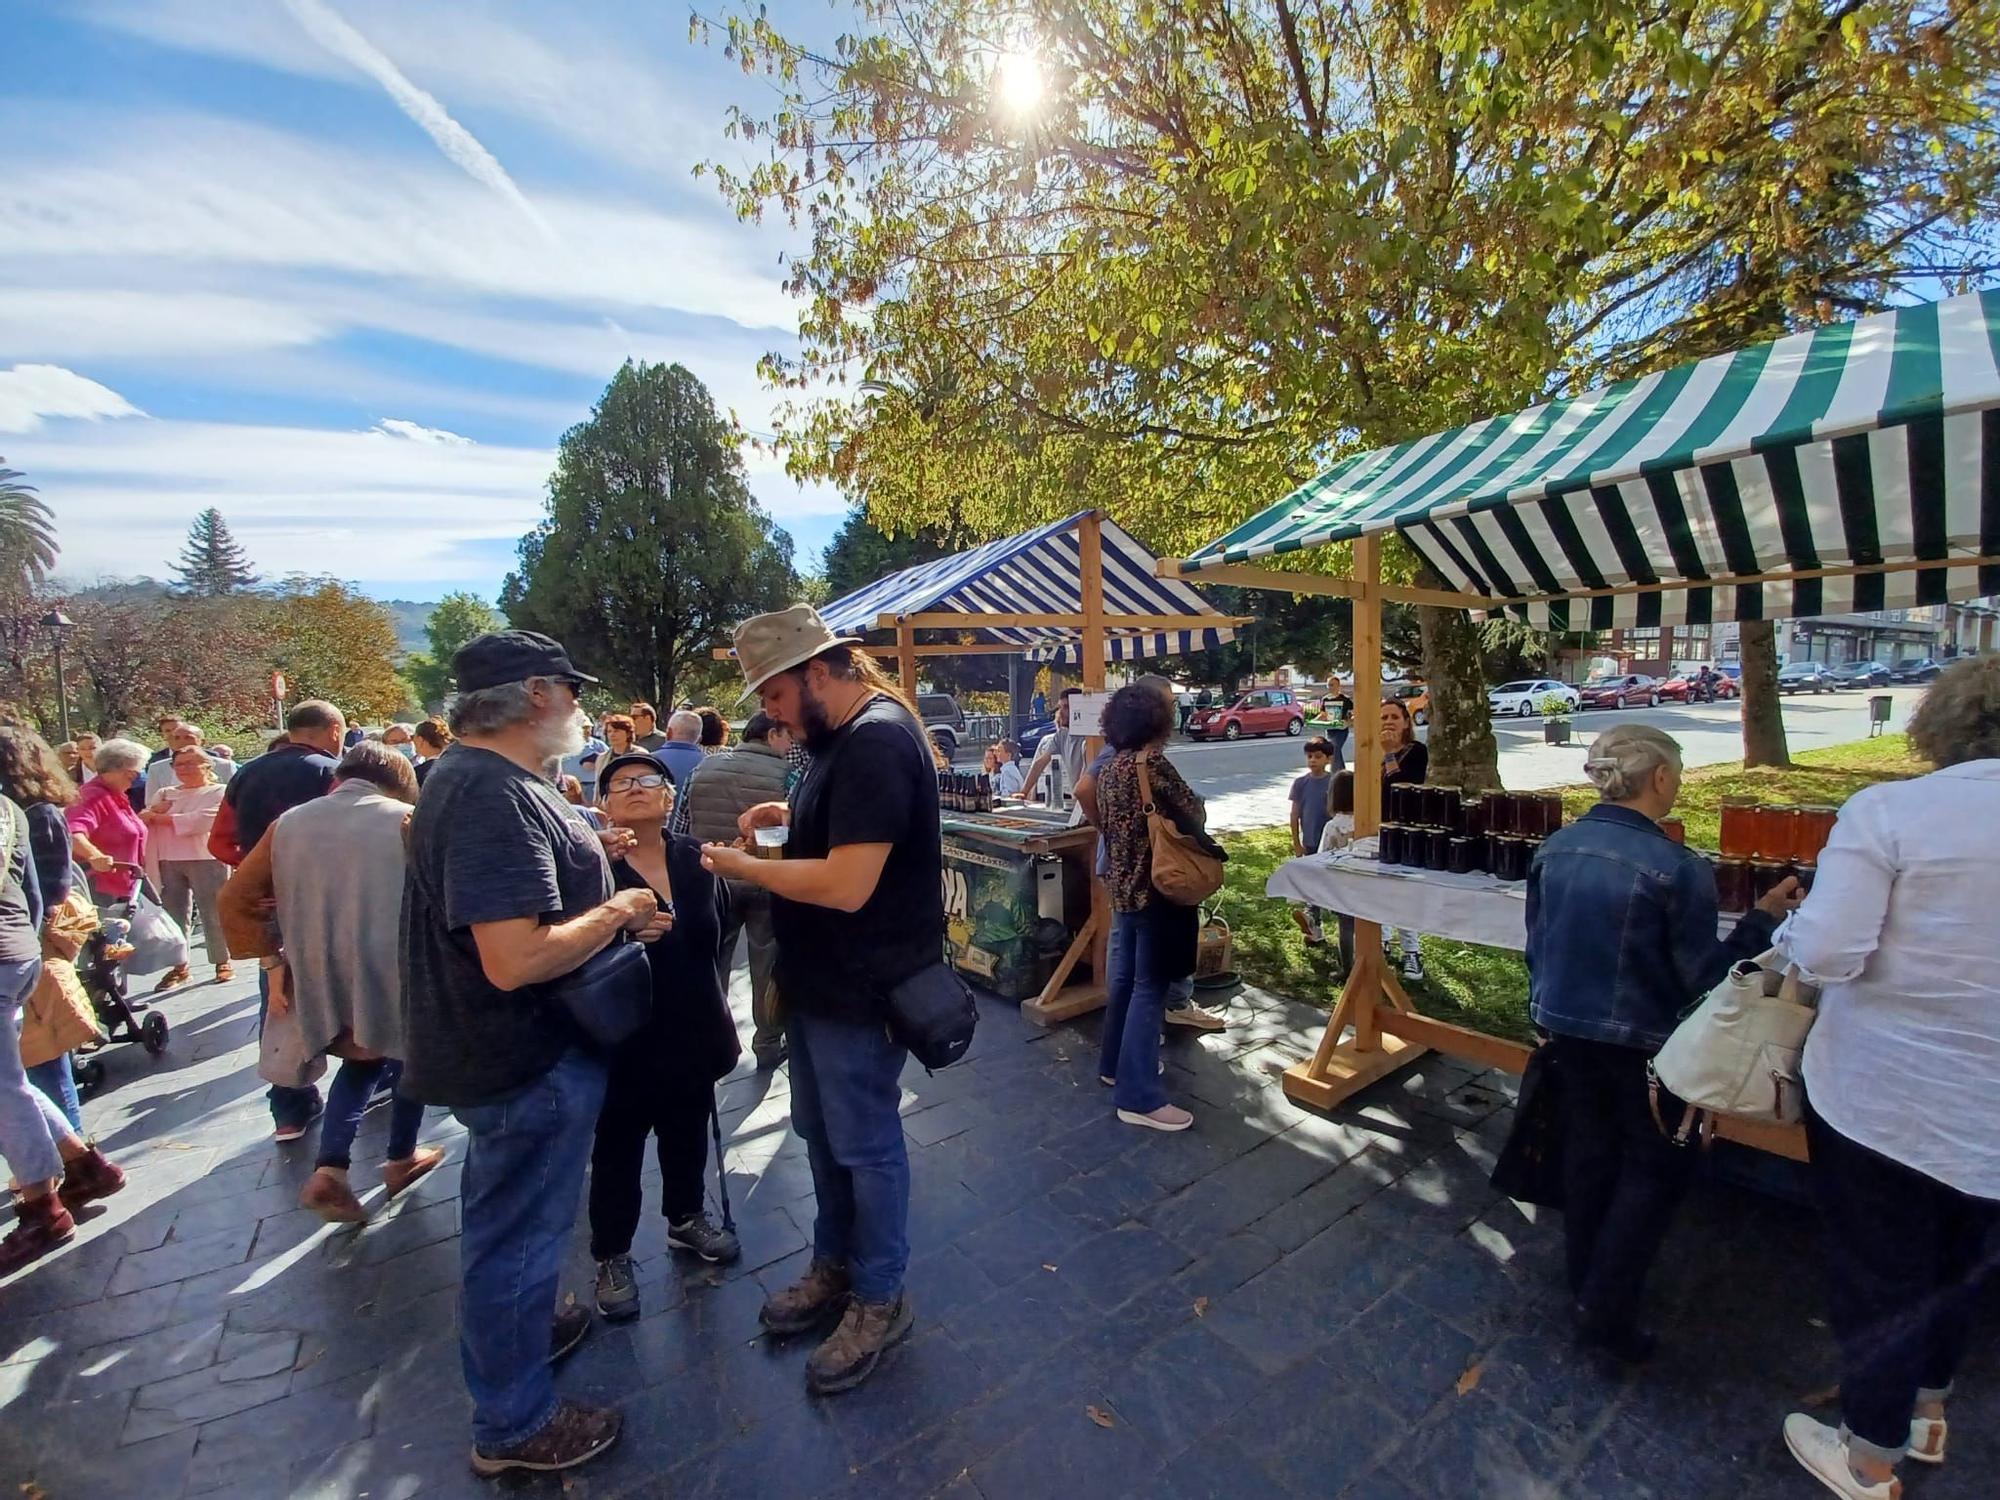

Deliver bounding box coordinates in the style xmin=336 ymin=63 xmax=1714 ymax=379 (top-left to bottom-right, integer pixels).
xmin=1648 ymin=948 xmax=1818 ymax=1141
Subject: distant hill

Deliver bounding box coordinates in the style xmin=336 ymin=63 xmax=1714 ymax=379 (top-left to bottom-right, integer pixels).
xmin=379 ymin=601 xmax=439 ymax=657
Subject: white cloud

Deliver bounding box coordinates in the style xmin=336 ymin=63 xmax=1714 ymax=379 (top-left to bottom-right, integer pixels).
xmin=374 ymin=418 xmax=472 ymax=445
xmin=0 ymin=289 xmax=332 ymax=361
xmin=281 ymin=0 xmax=560 ymax=245
xmin=0 ymin=365 xmax=143 ymax=435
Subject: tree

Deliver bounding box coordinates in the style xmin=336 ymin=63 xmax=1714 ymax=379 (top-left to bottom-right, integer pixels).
xmin=172 ymin=508 xmax=259 ymax=597
xmin=502 ymin=362 xmax=800 ymax=704
xmin=0 ymin=461 xmax=58 ymax=600
xmin=261 ymin=576 xmax=408 ymax=722
xmin=1738 ymin=621 xmax=1791 ymax=768
xmin=407 ymin=591 xmax=502 ymax=708
xmin=703 ymin=0 xmax=2000 ymax=784
xmin=820 ymin=504 xmax=955 ymax=600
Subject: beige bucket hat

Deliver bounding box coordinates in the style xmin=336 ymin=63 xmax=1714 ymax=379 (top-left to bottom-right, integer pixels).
xmin=732 ymin=605 xmax=861 ymax=701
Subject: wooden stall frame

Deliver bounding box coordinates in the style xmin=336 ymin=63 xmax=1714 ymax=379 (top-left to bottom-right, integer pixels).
xmin=1138 ymin=542 xmax=1998 ymax=1162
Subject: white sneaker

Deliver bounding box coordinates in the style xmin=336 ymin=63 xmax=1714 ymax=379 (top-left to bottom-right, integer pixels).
xmin=1164 ymin=1004 xmax=1227 ymax=1032
xmin=1908 ymin=1415 xmax=1945 ymax=1465
xmin=1117 ymin=1104 xmax=1194 ymax=1132
xmin=1783 ymin=1414 xmax=1900 ymax=1499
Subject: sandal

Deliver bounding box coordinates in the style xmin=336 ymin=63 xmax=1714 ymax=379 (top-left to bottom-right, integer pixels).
xmin=153 ymin=963 xmax=191 ymax=993
xmin=215 ymin=963 xmax=235 ymax=983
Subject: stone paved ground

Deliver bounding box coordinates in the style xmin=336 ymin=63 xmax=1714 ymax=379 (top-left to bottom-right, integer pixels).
xmin=2 ymin=959 xmax=1993 ymax=1500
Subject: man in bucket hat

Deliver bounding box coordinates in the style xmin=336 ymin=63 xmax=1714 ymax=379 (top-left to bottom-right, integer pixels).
xmin=700 ymin=606 xmax=945 ymax=1395
xmin=400 ymin=630 xmax=673 ymax=1477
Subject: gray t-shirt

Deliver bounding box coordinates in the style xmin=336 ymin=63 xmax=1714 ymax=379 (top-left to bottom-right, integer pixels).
xmin=399 ymin=746 xmax=614 ymax=1108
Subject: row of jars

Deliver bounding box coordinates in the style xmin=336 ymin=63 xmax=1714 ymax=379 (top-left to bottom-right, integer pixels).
xmin=1714 ymin=856 xmax=1817 ymax=913
xmin=1718 ymin=797 xmax=1838 ymax=864
xmin=1379 ymin=825 xmax=1544 ymax=882
xmin=1383 ymin=784 xmax=1565 ymax=839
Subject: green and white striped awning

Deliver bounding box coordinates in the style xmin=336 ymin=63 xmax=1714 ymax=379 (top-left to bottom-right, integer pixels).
xmin=1180 ymin=291 xmax=2000 ymax=630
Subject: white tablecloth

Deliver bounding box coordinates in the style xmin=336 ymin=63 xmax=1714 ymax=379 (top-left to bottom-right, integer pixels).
xmin=1267 ymin=852 xmax=1529 ymax=949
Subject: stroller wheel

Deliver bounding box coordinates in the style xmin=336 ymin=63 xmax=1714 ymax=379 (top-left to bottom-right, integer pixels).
xmin=141 ymin=1010 xmax=169 ymax=1056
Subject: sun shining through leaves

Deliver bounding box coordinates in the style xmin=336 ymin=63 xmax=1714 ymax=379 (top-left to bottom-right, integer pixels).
xmin=990 ymin=49 xmax=1046 ymax=120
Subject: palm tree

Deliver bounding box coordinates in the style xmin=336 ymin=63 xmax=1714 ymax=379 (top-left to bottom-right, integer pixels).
xmin=0 ymin=461 xmax=58 ymax=596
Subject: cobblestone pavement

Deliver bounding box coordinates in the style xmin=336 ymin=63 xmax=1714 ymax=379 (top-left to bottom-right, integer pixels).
xmin=2 ymin=962 xmax=1992 ymax=1499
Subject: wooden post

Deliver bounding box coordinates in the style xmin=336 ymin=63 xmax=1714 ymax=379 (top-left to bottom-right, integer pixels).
xmin=896 ymin=618 xmax=918 ymax=700
xmin=1076 ymin=511 xmax=1111 ymax=1002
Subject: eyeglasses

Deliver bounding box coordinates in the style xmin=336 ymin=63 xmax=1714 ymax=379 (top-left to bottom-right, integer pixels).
xmin=606 ymin=774 xmax=669 ymax=793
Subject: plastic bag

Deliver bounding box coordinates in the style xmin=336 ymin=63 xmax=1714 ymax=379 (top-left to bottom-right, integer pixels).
xmin=258 ymin=983 xmax=328 ymax=1090
xmin=123 ymin=888 xmax=190 ymax=976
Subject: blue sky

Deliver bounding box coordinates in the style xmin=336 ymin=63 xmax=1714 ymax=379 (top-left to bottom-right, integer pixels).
xmin=0 ymin=0 xmax=849 ymax=603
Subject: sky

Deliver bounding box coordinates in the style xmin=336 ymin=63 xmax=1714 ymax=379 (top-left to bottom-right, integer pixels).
xmin=0 ymin=0 xmax=851 ymax=604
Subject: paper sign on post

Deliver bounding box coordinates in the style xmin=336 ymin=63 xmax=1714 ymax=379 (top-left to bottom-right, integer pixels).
xmin=1068 ymin=692 xmax=1108 ymax=738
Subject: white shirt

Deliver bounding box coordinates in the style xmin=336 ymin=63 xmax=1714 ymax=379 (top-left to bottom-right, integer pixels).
xmin=993 ymin=760 xmax=1025 ymax=798
xmin=1777 ymin=760 xmax=2000 ymax=1200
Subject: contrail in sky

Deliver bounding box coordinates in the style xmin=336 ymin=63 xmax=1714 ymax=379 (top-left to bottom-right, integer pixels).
xmin=282 ymin=0 xmax=561 ymax=245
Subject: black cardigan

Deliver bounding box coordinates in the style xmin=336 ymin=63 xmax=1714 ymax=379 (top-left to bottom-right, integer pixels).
xmin=608 ymin=832 xmax=741 ymax=1085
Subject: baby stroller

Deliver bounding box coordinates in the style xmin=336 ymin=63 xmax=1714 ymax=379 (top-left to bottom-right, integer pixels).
xmin=69 ymin=867 xmax=171 ymax=1094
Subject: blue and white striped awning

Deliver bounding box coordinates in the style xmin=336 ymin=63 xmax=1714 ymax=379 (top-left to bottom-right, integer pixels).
xmin=820 ymin=511 xmax=1235 ymax=664
xmin=1179 ymin=292 xmax=2000 ymax=630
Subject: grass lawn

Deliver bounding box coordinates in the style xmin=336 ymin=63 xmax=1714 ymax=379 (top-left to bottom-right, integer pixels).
xmin=1215 ymin=733 xmax=1923 ymax=1045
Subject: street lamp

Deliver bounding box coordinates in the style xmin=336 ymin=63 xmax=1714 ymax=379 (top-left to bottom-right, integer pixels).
xmin=40 ymin=610 xmax=72 ymax=744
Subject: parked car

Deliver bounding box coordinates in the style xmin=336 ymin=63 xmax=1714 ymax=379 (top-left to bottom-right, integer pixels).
xmin=1890 ymin=657 xmax=1944 ymax=683
xmin=1381 ymin=678 xmax=1431 ymax=726
xmin=1716 ymin=662 xmax=1743 ymax=684
xmin=1016 ymin=716 xmax=1056 ymax=757
xmin=1487 ymin=679 xmax=1579 ymax=717
xmin=1828 ymin=660 xmax=1892 ymax=687
xmin=1656 ymin=670 xmax=1739 ymax=703
xmin=1186 ymin=686 xmax=1308 ymax=741
xmin=1578 ymin=673 xmax=1662 ymax=710
xmin=917 ymin=692 xmax=967 ymax=756
xmin=1776 ymin=661 xmax=1836 ymax=694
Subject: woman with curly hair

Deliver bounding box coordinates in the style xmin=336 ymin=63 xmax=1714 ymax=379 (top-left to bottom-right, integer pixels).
xmin=696 ymin=706 xmax=730 ymax=756
xmin=1779 ymin=655 xmax=2000 ymax=1499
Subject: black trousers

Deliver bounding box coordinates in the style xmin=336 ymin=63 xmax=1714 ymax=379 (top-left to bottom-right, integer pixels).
xmin=1554 ymin=1034 xmax=1698 ymax=1336
xmin=587 ymin=1068 xmax=714 ymax=1259
xmin=1806 ymin=1102 xmax=2000 ymax=1456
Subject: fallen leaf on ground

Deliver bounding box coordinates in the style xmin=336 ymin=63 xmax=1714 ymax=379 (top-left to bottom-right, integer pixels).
xmin=1800 ymin=1384 xmax=1841 ymax=1408
xmin=1193 ymin=1297 xmax=1209 ymax=1317
xmin=1085 ymin=1405 xmax=1115 ymax=1429
xmin=1042 ymin=1263 xmax=1058 ymax=1272
xmin=1455 ymin=1361 xmax=1483 ymax=1396
xmin=563 ymin=1291 xmax=576 ymax=1308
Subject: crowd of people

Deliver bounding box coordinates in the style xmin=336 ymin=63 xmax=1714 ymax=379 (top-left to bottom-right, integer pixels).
xmin=0 ymin=617 xmax=1991 ymax=1498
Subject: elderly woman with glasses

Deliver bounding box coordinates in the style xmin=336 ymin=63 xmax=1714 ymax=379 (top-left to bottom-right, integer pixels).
xmin=585 ymin=751 xmax=741 ymax=1325
xmin=65 ymin=738 xmax=149 ymax=911
xmin=141 ymin=743 xmax=232 ymax=989
xmin=1525 ymin=723 xmax=1800 ymax=1364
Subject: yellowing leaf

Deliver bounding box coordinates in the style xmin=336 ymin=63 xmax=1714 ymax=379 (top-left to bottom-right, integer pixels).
xmin=1456 ymin=1361 xmax=1483 ymax=1396
xmin=1193 ymin=1297 xmax=1209 ymax=1317
xmin=1085 ymin=1405 xmax=1116 ymax=1429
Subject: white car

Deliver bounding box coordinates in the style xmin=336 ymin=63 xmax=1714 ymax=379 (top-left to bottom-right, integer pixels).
xmin=1488 ymin=678 xmax=1580 ymax=717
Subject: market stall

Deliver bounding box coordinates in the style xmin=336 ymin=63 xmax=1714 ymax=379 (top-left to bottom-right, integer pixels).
xmin=722 ymin=507 xmax=1245 ymax=1023
xmin=1162 ymin=289 xmax=2000 ymax=1144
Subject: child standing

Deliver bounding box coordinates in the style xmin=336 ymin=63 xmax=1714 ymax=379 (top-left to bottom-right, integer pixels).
xmin=1288 ymin=740 xmax=1337 ymax=947
xmin=1314 ymin=771 xmax=1358 ymax=971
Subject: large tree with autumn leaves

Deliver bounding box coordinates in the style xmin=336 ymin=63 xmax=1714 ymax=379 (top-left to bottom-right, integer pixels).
xmin=701 ymin=0 xmax=2000 ymax=784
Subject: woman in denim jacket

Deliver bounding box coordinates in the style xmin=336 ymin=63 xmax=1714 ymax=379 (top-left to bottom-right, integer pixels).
xmin=1525 ymin=724 xmax=1799 ymax=1362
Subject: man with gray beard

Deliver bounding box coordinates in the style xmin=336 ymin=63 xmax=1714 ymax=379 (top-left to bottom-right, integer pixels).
xmin=401 ymin=631 xmax=672 ymax=1478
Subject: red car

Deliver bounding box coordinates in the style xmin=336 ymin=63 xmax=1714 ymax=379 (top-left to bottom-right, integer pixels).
xmin=1186 ymin=687 xmax=1307 ymax=741
xmin=1656 ymin=672 xmax=1739 ymax=704
xmin=1578 ymin=673 xmax=1663 ymax=710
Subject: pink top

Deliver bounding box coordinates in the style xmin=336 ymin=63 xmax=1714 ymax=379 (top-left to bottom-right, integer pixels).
xmin=146 ymin=781 xmax=226 ymax=864
xmin=67 ymin=778 xmax=146 ymax=900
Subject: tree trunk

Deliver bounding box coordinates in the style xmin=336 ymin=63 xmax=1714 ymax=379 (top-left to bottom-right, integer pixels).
xmin=1418 ymin=602 xmax=1502 ymax=790
xmin=1738 ymin=619 xmax=1790 ymax=767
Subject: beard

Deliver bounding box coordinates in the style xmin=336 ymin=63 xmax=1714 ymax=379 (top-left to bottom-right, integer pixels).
xmin=795 ymin=680 xmax=839 ymax=751
xmin=533 ymin=708 xmax=587 ymax=764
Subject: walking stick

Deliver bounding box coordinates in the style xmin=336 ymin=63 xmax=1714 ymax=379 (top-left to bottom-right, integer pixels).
xmin=707 ymin=1088 xmax=735 ymax=1233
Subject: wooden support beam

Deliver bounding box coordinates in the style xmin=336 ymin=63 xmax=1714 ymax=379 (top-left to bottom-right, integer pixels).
xmin=896 ymin=618 xmax=917 ymax=698
xmin=1280 ymin=1034 xmax=1425 ymax=1112
xmin=1351 ymin=535 xmax=1383 ymax=838
xmin=1376 ymin=1011 xmax=1533 ymax=1075
xmin=1078 ymin=511 xmax=1107 ymax=696
xmin=1154 ymin=558 xmax=1503 ymax=611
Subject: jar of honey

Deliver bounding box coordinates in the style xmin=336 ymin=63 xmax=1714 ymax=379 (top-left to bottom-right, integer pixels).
xmin=1719 ymin=795 xmax=1757 ymax=858
xmin=1792 ymin=805 xmax=1838 ymax=864
xmin=1657 ymin=816 xmax=1685 ymax=845
xmin=1750 ymin=859 xmax=1789 ymax=902
xmin=1753 ymin=804 xmax=1798 ymax=861
xmin=1378 ymin=823 xmax=1405 ymax=865
xmin=1714 ymin=858 xmax=1752 ymax=912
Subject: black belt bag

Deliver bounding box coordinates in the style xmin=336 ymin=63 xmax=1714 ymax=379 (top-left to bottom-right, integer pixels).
xmin=884 ymin=961 xmax=977 ymax=1072
xmin=550 ymin=936 xmax=653 ymax=1049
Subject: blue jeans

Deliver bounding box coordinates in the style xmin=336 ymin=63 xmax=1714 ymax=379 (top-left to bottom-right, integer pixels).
xmin=258 ymin=969 xmax=322 ymax=1128
xmin=317 ymin=1057 xmax=424 ymax=1171
xmin=26 ymin=1055 xmax=82 ymax=1133
xmin=1099 ymin=908 xmax=1169 ymax=1114
xmin=452 ymin=1048 xmax=607 ymax=1451
xmin=788 ymin=1011 xmax=910 ymax=1303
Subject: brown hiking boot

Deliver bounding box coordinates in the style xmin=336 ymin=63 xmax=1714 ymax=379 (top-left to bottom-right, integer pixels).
xmin=469 ymin=1398 xmax=621 ymax=1477
xmin=298 ymin=1170 xmax=369 ymax=1224
xmin=0 ymin=1194 xmax=76 ymax=1276
xmin=383 ymin=1146 xmax=446 ymax=1197
xmin=57 ymin=1146 xmax=126 ymax=1210
xmin=805 ymin=1293 xmax=914 ymax=1395
xmin=759 ymin=1258 xmax=851 ymax=1337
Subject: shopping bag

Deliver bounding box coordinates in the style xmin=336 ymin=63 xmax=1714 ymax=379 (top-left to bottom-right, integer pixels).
xmin=258 ymin=991 xmax=328 ymax=1090
xmin=1649 ymin=948 xmax=1818 ymax=1138
xmin=123 ymin=888 xmax=189 ymax=976
xmin=1489 ymin=1042 xmax=1565 ymax=1209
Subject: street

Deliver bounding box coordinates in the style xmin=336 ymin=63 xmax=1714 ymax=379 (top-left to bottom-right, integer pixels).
xmin=1165 ymin=685 xmax=1926 ymax=832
